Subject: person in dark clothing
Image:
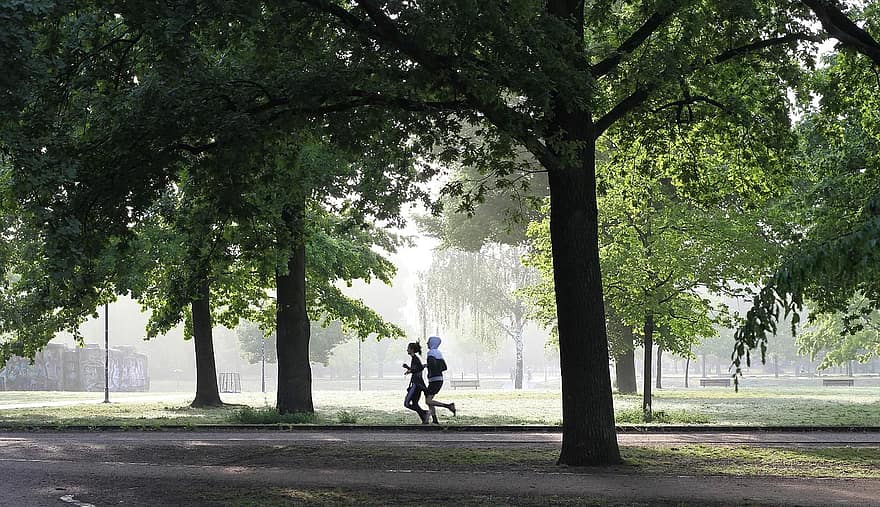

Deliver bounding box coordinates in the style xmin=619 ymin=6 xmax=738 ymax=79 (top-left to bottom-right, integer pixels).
xmin=425 ymin=335 xmax=456 ymax=424
xmin=402 ymin=341 xmax=429 ymax=424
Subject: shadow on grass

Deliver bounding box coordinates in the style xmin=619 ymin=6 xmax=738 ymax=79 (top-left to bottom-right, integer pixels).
xmin=622 ymin=445 xmax=880 ymax=478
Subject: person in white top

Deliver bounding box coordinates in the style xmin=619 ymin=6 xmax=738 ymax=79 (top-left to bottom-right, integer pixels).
xmin=424 ymin=335 xmax=456 ymax=424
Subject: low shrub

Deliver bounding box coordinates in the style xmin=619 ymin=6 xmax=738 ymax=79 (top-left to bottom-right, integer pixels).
xmin=615 ymin=407 xmax=712 ymax=424
xmin=233 ymin=406 xmax=318 ymax=424
xmin=336 ymin=410 xmax=358 ymax=424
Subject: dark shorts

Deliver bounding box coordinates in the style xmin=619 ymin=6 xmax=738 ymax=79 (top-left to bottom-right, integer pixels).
xmin=426 ymin=380 xmax=443 ymax=396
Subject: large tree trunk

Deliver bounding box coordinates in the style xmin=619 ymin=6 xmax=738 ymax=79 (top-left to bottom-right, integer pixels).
xmin=547 ymin=134 xmax=621 ymax=465
xmin=276 ymin=208 xmax=313 ymax=414
xmin=614 ymin=326 xmax=638 ymax=394
xmin=190 ymin=280 xmax=223 ymax=408
xmin=540 ymin=0 xmax=620 ymax=466
xmin=642 ymin=314 xmax=654 ymax=422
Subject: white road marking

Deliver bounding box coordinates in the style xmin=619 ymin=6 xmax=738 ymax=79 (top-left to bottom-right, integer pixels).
xmin=59 ymin=495 xmax=95 ymax=507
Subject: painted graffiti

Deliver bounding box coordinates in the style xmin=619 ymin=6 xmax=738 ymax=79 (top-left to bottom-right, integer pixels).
xmin=0 ymin=344 xmax=149 ymax=392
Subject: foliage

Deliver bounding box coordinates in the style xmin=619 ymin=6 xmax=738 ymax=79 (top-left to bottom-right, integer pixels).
xmin=3 ymin=0 xmax=876 ymax=464
xmin=417 ymin=166 xmax=547 ymax=252
xmin=335 ymin=410 xmax=358 ymax=424
xmin=236 ymin=319 xmax=352 ymax=367
xmin=735 ymin=24 xmax=880 ymax=377
xmin=798 ymin=300 xmax=880 ymax=368
xmin=0 ymin=2 xmax=424 ymax=367
xmin=524 ymin=146 xmax=783 ymax=358
xmin=232 ymin=406 xmax=318 ymax=425
xmin=420 ymin=246 xmax=536 ymax=346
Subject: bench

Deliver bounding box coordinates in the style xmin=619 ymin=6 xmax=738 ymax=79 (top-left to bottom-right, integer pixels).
xmin=450 ymin=379 xmax=480 ymax=389
xmin=699 ymin=377 xmax=731 ymax=387
xmin=822 ymin=378 xmax=854 ymax=387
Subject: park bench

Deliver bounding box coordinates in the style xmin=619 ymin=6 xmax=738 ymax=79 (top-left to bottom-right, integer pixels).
xmin=699 ymin=377 xmax=731 ymax=387
xmin=822 ymin=378 xmax=854 ymax=387
xmin=450 ymin=378 xmax=480 ymax=389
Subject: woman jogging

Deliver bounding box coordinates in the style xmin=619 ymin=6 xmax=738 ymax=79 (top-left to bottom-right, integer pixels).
xmin=402 ymin=341 xmax=429 ymax=424
xmin=425 ymin=335 xmax=456 ymax=424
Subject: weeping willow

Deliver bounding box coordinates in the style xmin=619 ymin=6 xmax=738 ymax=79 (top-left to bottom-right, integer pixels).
xmin=417 ymin=244 xmax=537 ymax=387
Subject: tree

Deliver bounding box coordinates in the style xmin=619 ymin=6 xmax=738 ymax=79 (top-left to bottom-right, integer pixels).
xmin=0 ymin=5 xmax=418 ymax=415
xmin=6 ymin=0 xmax=865 ymax=465
xmin=735 ymin=7 xmax=880 ymax=375
xmin=121 ymin=176 xmax=263 ymax=408
xmin=290 ymin=0 xmax=840 ymax=465
xmin=419 ymin=245 xmax=537 ymax=389
xmin=526 ymin=124 xmax=787 ymax=418
xmin=798 ymin=299 xmax=880 ymax=370
xmin=237 ymin=319 xmax=351 ymax=367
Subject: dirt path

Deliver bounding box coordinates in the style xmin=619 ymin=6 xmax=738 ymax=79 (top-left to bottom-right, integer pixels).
xmin=1 ymin=430 xmax=877 ymax=506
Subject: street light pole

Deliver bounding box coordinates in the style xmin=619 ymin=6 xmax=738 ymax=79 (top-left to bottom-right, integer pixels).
xmin=358 ymin=339 xmax=362 ymax=391
xmin=103 ymin=302 xmax=110 ymax=403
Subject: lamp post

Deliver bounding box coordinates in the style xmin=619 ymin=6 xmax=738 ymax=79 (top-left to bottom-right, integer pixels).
xmin=103 ymin=302 xmax=110 ymax=403
xmin=357 ymin=339 xmax=362 ymax=391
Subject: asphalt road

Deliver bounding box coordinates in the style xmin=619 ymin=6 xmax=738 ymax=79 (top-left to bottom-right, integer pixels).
xmin=1 ymin=430 xmax=878 ymax=506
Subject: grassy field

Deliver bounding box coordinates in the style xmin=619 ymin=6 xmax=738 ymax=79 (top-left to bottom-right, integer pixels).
xmin=0 ymin=387 xmax=878 ymax=427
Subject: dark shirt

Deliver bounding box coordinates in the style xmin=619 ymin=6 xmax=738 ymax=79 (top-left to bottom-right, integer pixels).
xmin=427 ymin=355 xmax=447 ymax=381
xmin=409 ymin=355 xmax=426 ymax=388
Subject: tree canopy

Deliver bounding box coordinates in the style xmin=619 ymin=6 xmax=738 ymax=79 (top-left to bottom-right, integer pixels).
xmin=2 ymin=0 xmax=879 ymax=466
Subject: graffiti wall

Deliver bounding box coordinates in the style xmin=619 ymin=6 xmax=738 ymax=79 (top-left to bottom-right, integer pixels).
xmin=0 ymin=344 xmax=149 ymax=392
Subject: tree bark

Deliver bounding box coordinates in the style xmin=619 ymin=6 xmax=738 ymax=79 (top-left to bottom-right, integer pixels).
xmin=685 ymin=354 xmax=691 ymax=388
xmin=190 ymin=280 xmax=223 ymax=408
xmin=276 ymin=207 xmax=314 ymax=414
xmin=655 ymin=346 xmax=663 ymax=390
xmin=614 ymin=326 xmax=638 ymax=394
xmin=642 ymin=314 xmax=654 ymax=422
xmin=547 ymin=132 xmax=621 ymax=465
xmin=514 ymin=332 xmax=524 ymax=389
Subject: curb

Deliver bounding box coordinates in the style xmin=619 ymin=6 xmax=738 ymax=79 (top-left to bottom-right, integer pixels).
xmin=1 ymin=424 xmax=879 ymax=433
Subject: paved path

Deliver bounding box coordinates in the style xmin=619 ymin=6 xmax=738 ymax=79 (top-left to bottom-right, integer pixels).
xmin=3 ymin=428 xmax=878 ymax=446
xmin=1 ymin=430 xmax=878 ymax=506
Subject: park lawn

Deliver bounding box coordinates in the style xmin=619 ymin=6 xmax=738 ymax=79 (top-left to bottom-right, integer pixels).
xmin=0 ymin=388 xmax=877 ymax=427
xmin=628 ymin=387 xmax=880 ymax=426
xmin=197 ymin=443 xmax=879 ymax=507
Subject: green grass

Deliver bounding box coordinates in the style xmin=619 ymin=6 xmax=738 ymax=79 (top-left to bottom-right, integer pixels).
xmin=0 ymin=387 xmax=877 ymax=427
xmin=157 ymin=442 xmax=880 ymax=479
xmin=624 ymin=445 xmax=880 ymax=478
xmin=197 ymin=487 xmax=708 ymax=507
xmin=232 ymin=406 xmax=318 ymax=424
xmin=140 ymin=444 xmax=880 ymax=506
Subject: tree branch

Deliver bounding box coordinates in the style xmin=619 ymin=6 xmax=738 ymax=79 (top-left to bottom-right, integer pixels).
xmin=713 ymin=33 xmax=827 ymax=64
xmin=801 ymin=0 xmax=880 ymax=67
xmin=652 ymin=95 xmax=727 ymax=114
xmin=594 ymin=32 xmax=826 ymax=138
xmin=591 ymin=10 xmax=676 ymax=78
xmin=594 ymin=88 xmax=651 ymax=138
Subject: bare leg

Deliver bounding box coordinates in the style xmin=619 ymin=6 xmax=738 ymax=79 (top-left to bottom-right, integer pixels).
xmin=426 ymin=395 xmax=456 ymax=416
xmin=426 ymin=394 xmax=439 ymax=423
